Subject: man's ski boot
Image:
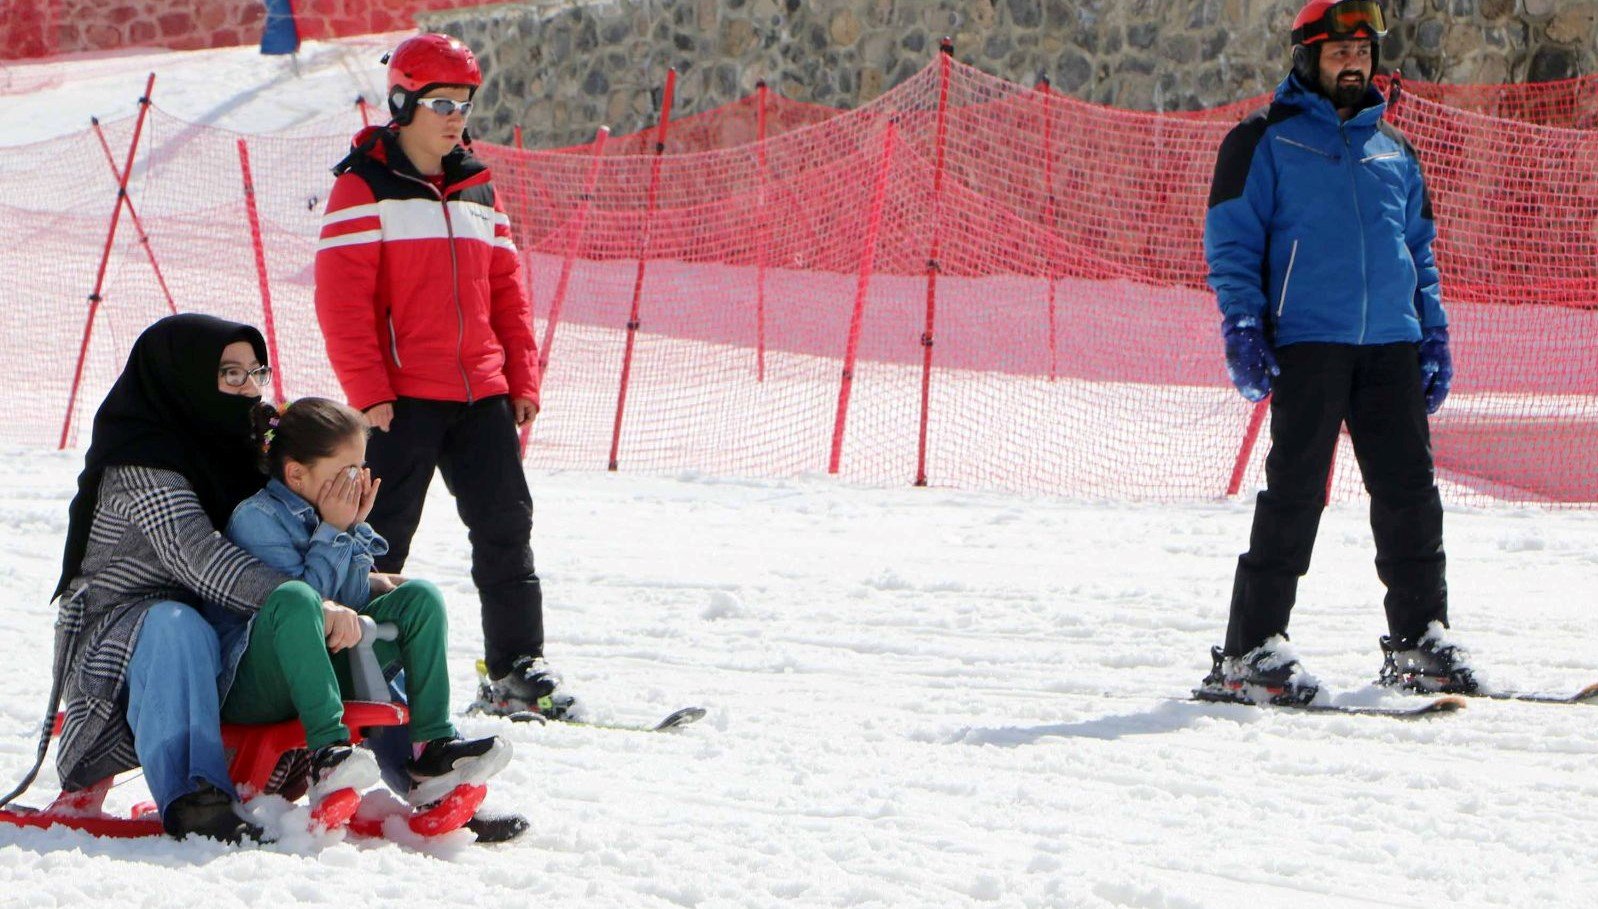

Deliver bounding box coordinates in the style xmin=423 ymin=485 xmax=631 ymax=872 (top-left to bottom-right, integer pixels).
xmin=470 ymin=656 xmax=582 ymax=722
xmin=1195 ymin=638 xmax=1320 ymax=707
xmin=1377 ymin=625 xmax=1479 ymax=694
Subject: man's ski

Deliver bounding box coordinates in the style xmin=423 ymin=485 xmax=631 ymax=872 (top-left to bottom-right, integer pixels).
xmin=498 ymin=705 xmax=707 ymax=732
xmin=1191 ymin=689 xmax=1466 ymax=719
xmin=1458 ymin=682 xmax=1598 ymax=705
xmin=468 ymin=660 xmax=705 ymax=731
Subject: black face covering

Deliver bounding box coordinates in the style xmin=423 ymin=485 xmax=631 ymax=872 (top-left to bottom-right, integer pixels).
xmin=53 ymin=314 xmax=271 ymax=599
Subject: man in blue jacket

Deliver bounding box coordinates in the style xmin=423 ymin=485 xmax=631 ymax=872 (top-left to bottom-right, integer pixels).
xmin=1197 ymin=0 xmax=1476 ymax=706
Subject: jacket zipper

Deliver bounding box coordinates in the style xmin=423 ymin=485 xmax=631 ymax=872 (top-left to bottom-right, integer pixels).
xmin=1277 ymin=239 xmax=1299 ymax=318
xmin=1342 ymin=126 xmax=1370 ymax=344
xmin=1274 ymin=135 xmax=1336 ymax=159
xmin=394 ymin=169 xmax=474 ymax=404
xmin=387 ymin=314 xmax=402 ymax=368
xmin=1360 ymin=150 xmax=1402 ymax=164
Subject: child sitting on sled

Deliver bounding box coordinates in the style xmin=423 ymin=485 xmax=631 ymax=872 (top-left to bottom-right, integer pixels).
xmin=218 ymin=396 xmax=510 ymax=814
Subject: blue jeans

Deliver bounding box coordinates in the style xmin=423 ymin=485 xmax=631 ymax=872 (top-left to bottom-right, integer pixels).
xmin=126 ymin=602 xmax=236 ymax=816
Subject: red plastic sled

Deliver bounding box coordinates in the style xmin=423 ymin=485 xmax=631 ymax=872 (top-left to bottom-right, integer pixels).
xmin=0 ymin=701 xmax=483 ymax=841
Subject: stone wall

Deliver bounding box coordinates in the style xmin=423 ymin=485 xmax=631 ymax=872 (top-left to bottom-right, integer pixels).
xmin=423 ymin=0 xmax=1598 ymax=148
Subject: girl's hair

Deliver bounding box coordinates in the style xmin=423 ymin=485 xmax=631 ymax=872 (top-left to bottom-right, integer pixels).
xmin=249 ymin=397 xmax=368 ymax=480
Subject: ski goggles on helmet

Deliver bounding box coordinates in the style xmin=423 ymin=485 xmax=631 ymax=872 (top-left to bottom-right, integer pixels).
xmin=415 ymin=96 xmax=474 ymax=118
xmin=1292 ymin=1 xmax=1387 ymax=46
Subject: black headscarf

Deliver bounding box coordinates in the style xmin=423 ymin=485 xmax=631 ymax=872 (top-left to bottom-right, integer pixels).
xmin=53 ymin=314 xmax=271 ymax=599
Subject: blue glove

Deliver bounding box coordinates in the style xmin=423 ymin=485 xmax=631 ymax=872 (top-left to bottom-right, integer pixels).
xmin=1418 ymin=325 xmax=1452 ymax=414
xmin=1222 ymin=314 xmax=1279 ymax=402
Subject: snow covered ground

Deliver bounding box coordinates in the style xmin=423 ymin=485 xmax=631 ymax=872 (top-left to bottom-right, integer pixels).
xmin=1 ymin=449 xmax=1597 ymax=907
xmin=2 ymin=33 xmax=1597 ymax=909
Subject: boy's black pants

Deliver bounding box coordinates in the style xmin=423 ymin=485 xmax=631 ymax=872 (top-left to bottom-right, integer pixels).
xmin=364 ymin=395 xmax=543 ymax=677
xmin=1225 ymin=342 xmax=1447 ymax=657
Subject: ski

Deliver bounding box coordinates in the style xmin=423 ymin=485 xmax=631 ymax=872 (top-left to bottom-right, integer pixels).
xmin=1191 ymin=689 xmax=1466 ymax=719
xmin=497 ymin=705 xmax=707 ymax=732
xmin=1455 ymin=682 xmax=1598 ymax=705
xmin=468 ymin=660 xmax=705 ymax=731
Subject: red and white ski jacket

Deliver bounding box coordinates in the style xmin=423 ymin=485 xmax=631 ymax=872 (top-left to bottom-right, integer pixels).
xmin=315 ymin=126 xmax=539 ymax=412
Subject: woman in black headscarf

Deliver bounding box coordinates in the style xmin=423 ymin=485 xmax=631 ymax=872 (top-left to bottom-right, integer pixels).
xmin=2 ymin=314 xmax=290 ymax=842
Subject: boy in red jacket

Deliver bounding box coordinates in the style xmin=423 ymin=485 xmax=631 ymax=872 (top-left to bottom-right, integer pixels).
xmin=315 ymin=34 xmax=570 ymax=720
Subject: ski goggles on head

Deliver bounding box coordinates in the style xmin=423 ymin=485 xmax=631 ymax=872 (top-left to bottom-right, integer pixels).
xmin=415 ymin=96 xmax=474 ymax=118
xmin=1293 ymin=1 xmax=1387 ymax=46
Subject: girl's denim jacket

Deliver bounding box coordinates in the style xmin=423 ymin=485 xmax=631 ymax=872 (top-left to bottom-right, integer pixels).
xmin=225 ymin=478 xmax=389 ymax=609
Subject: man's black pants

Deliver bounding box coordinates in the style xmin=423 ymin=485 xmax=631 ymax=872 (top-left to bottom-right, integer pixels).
xmin=1225 ymin=342 xmax=1447 ymax=657
xmin=365 ymin=395 xmax=543 ymax=677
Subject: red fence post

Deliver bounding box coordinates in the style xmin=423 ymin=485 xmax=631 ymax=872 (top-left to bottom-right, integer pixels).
xmin=60 ymin=73 xmax=156 ymax=450
xmin=829 ymin=120 xmax=899 ymax=475
xmin=608 ymin=68 xmax=677 ymax=472
xmin=913 ymin=41 xmax=955 ymax=488
xmin=91 ymin=117 xmax=176 ymax=315
xmin=1227 ymin=397 xmax=1270 ymax=496
xmin=356 ymin=95 xmax=370 ymax=128
xmin=754 ymin=78 xmax=770 ymax=382
xmin=237 ymin=138 xmax=286 ymax=403
xmin=1036 ymin=75 xmax=1060 ymax=382
xmin=539 ymin=126 xmax=610 ymax=375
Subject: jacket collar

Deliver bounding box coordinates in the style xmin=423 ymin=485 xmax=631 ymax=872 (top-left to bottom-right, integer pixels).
xmin=264 ymin=477 xmax=317 ymax=522
xmin=1275 ymin=73 xmax=1387 ymax=129
xmin=334 ymin=126 xmax=492 ymax=196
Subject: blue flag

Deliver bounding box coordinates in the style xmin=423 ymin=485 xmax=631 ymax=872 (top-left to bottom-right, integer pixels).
xmin=260 ymin=0 xmax=300 ymax=56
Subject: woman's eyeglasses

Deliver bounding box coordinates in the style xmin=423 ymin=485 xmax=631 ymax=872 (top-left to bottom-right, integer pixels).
xmin=417 ymin=97 xmax=473 ymax=118
xmin=219 ymin=365 xmax=273 ymax=388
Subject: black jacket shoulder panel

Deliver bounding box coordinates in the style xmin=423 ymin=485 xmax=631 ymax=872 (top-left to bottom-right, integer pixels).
xmin=1207 ymin=102 xmax=1301 ymax=209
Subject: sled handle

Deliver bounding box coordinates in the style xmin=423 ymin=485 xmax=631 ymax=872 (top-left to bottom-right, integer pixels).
xmin=349 ymin=617 xmax=399 ymax=703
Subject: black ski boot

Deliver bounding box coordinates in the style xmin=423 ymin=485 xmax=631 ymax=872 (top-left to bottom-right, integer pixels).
xmin=1378 ymin=630 xmax=1478 ymax=694
xmin=1196 ymin=638 xmax=1320 ymax=707
xmin=474 ymin=656 xmax=580 ymax=720
xmin=406 ymin=735 xmax=513 ymax=807
xmin=465 ymin=809 xmax=530 ymax=843
xmin=162 ymin=782 xmax=264 ymax=844
xmin=307 ymin=742 xmax=380 ymax=804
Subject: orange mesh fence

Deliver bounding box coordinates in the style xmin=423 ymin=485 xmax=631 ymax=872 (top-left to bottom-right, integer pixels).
xmin=2 ymin=56 xmax=1593 ymax=504
xmin=549 ymin=84 xmax=845 ymax=157
xmin=1403 ymin=73 xmax=1598 ymax=131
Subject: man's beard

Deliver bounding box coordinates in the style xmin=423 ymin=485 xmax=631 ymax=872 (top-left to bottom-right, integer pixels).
xmin=1329 ymin=71 xmax=1367 ymax=108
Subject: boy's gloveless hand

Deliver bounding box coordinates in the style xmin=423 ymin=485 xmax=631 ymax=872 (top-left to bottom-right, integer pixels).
xmin=322 ymin=600 xmax=362 ymax=653
xmin=512 ymin=397 xmax=538 ymax=427
xmin=365 ymin=403 xmax=395 ymax=432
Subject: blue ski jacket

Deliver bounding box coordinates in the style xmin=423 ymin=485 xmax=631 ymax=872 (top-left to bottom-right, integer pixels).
xmin=1203 ymin=74 xmax=1445 ymax=346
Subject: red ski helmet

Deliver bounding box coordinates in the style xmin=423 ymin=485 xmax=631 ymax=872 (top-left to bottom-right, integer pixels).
xmin=1290 ymin=0 xmax=1386 ymax=88
xmin=383 ymin=34 xmax=483 ymax=126
xmin=1292 ymin=0 xmax=1387 ymax=46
